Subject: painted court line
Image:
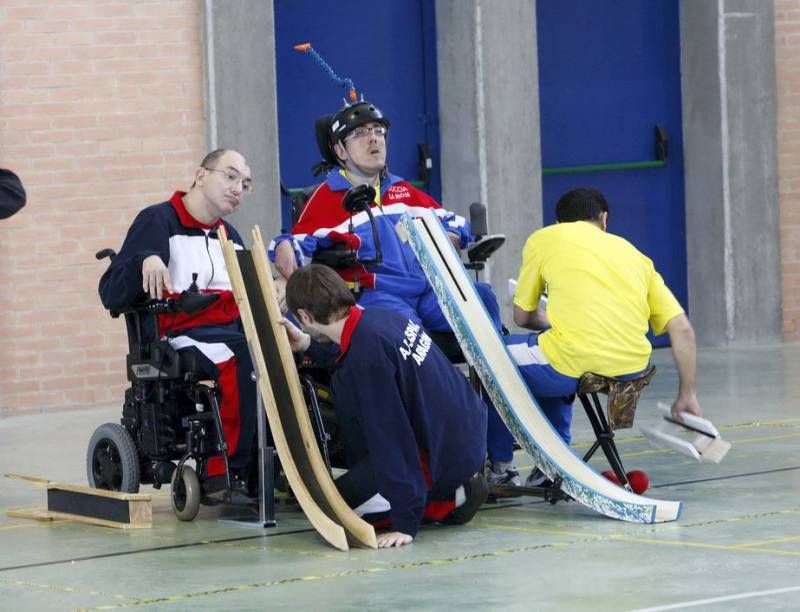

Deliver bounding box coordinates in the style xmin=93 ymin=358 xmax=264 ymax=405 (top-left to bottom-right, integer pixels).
xmin=477 ymin=520 xmax=800 ymax=559
xmin=611 ymin=535 xmax=800 ymax=558
xmin=731 ymin=534 xmax=800 ymax=549
xmin=0 ymin=530 xmax=314 ymax=573
xmin=78 ymin=541 xmax=576 ymax=610
xmin=631 ymin=584 xmax=800 ymax=611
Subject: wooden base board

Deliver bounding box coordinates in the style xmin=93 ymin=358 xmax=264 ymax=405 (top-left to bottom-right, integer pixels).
xmin=5 ymin=473 xmax=152 ymax=529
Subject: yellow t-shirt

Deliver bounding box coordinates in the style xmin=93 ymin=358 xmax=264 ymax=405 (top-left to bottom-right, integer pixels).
xmin=513 ymin=221 xmax=684 ymax=378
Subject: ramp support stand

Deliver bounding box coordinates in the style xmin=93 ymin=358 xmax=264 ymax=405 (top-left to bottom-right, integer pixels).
xmin=219 ymin=361 xmax=276 ymax=528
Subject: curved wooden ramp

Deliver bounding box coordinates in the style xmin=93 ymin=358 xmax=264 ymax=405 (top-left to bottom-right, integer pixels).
xmin=398 ymin=210 xmax=682 ymax=524
xmin=219 ymin=228 xmax=348 ymax=551
xmin=249 ymin=226 xmax=376 ymax=549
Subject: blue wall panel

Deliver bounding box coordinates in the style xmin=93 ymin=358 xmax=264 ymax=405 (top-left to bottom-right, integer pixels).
xmin=274 ymin=0 xmax=440 ymax=228
xmin=537 ymin=1 xmax=687 ymax=344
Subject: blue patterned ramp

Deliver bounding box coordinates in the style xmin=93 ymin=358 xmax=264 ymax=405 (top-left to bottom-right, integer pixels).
xmin=397 ymin=210 xmax=681 ymax=523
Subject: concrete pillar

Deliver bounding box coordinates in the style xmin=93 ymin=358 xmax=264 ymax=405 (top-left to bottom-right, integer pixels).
xmin=203 ymin=0 xmax=282 ymax=242
xmin=436 ymin=0 xmax=541 ymax=314
xmin=681 ymin=0 xmax=781 ymax=344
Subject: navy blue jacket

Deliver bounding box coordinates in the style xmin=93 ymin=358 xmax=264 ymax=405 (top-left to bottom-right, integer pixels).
xmin=98 ymin=192 xmax=243 ymax=335
xmin=330 ymin=306 xmax=487 ymax=536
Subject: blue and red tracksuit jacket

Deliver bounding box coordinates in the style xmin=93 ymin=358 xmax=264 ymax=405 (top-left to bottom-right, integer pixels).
xmin=268 ymin=169 xmax=472 ymax=296
xmin=98 ymin=191 xmax=243 ymax=337
xmin=329 ymin=306 xmax=487 ymax=537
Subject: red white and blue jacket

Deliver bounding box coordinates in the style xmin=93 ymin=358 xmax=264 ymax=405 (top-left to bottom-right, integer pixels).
xmin=269 ymin=170 xmax=471 ymax=296
xmin=99 ymin=191 xmax=243 ymax=336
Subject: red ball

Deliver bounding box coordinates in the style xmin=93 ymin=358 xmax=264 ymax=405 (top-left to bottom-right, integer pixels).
xmin=626 ymin=470 xmax=650 ymax=494
xmin=600 ymin=469 xmax=621 ymax=485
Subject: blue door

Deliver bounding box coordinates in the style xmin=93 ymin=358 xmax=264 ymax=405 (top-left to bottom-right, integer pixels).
xmin=274 ymin=0 xmax=440 ymax=228
xmin=537 ymin=1 xmax=687 ymax=346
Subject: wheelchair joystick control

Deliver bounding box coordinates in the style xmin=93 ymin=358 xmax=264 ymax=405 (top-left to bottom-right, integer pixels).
xmin=188 ymin=273 xmax=199 ymax=293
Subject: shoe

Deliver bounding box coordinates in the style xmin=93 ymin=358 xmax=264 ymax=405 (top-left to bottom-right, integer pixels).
xmin=525 ymin=467 xmax=552 ymax=488
xmin=200 ymin=475 xmax=228 ymax=505
xmin=485 ymin=460 xmax=521 ymax=487
xmin=447 ymin=472 xmax=489 ymax=524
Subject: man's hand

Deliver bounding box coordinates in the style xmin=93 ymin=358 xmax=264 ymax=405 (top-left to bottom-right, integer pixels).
xmin=273 ymin=276 xmax=288 ymax=315
xmin=671 ymin=393 xmax=703 ymax=421
xmin=278 ymin=317 xmax=311 ymax=353
xmin=274 ymin=241 xmax=297 ymax=279
xmin=142 ymin=255 xmax=172 ymax=299
xmin=447 ymin=231 xmax=461 ymax=251
xmin=377 ymin=531 xmax=413 ymax=548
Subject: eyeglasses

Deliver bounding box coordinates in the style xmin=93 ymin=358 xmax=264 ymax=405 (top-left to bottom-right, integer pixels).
xmin=203 ymin=166 xmax=254 ymax=194
xmin=344 ymin=125 xmax=387 ymax=142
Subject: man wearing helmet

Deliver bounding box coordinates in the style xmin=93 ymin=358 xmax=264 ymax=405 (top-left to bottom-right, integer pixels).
xmin=270 ymin=100 xmax=502 ymax=337
xmin=270 ymin=101 xmax=518 ymax=487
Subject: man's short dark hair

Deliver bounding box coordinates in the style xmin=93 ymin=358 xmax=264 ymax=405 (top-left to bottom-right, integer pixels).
xmin=190 ymin=149 xmax=230 ymax=189
xmin=285 ymin=264 xmax=355 ymax=324
xmin=200 ymin=149 xmax=228 ymax=169
xmin=555 ymin=188 xmax=609 ymax=223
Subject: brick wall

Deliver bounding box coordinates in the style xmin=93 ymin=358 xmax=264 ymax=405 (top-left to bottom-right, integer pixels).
xmin=0 ymin=1 xmax=206 ymax=416
xmin=1 ymin=3 xmax=798 ymax=416
xmin=776 ymin=2 xmax=800 ymax=341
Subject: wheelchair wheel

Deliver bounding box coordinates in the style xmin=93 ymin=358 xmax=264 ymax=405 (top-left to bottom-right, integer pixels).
xmin=171 ymin=465 xmax=200 ymax=521
xmin=87 ymin=423 xmax=141 ymax=493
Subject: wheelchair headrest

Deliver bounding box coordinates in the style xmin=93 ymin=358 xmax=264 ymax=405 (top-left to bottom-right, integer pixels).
xmin=313 ymin=114 xmax=338 ymax=176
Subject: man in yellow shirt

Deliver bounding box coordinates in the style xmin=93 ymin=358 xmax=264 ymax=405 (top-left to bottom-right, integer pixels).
xmin=506 ymin=188 xmax=703 ymax=486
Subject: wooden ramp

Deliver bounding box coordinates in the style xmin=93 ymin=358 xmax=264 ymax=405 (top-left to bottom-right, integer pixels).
xmin=5 ymin=473 xmax=152 ymax=529
xmin=249 ymin=226 xmax=376 ymax=549
xmin=218 ymin=227 xmax=375 ymax=550
xmin=398 ymin=210 xmax=682 ymax=524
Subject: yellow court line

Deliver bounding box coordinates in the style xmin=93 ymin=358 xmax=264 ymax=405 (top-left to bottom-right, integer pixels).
xmin=0 ymin=521 xmax=54 ymax=531
xmin=0 ymin=577 xmax=134 ymax=602
xmin=682 ymin=506 xmax=800 ymax=529
xmin=79 ymin=540 xmax=576 ymax=610
xmin=721 ymin=417 xmax=800 ymax=429
xmin=476 ymin=516 xmax=800 ymax=560
xmin=17 ymin=512 xmax=800 ymax=609
xmin=731 ymin=534 xmax=800 ymax=549
xmin=475 ymin=521 xmax=604 ymax=540
xmin=610 ymin=535 xmax=800 ymax=558
xmin=616 ymin=431 xmax=800 ymax=459
xmin=717 ymin=431 xmax=800 ymax=445
xmin=213 ymin=540 xmax=353 ymax=560
xmin=512 ymin=431 xmax=800 ymax=464
xmin=566 ymin=416 xmax=800 ymax=451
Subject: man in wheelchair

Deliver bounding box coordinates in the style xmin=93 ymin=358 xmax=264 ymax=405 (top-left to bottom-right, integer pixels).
xmin=270 ymin=99 xmax=523 ymax=486
xmin=96 ymin=149 xmax=259 ymax=513
xmin=270 ymin=98 xmax=502 ymax=330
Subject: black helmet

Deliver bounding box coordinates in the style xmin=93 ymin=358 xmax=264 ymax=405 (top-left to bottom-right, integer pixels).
xmin=313 ymin=101 xmax=390 ymax=175
xmin=330 ymin=101 xmax=390 ymax=144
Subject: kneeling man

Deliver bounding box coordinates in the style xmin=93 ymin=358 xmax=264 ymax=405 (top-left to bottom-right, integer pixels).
xmin=282 ymin=265 xmax=488 ymax=548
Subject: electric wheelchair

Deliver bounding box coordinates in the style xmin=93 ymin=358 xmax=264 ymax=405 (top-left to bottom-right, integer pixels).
xmin=89 ymin=248 xmax=344 ymax=521
xmin=88 ymin=249 xmax=246 ymax=521
xmin=286 ymin=182 xmax=505 ymax=470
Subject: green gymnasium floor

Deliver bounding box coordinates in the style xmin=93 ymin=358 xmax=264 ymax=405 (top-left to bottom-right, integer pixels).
xmin=1 ymin=343 xmax=799 ymax=611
